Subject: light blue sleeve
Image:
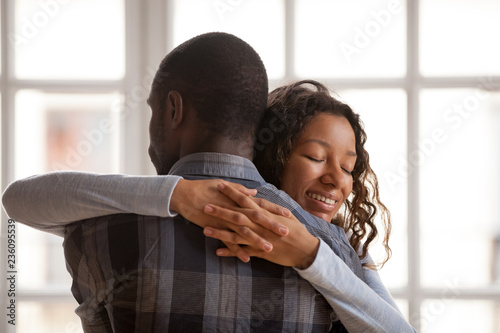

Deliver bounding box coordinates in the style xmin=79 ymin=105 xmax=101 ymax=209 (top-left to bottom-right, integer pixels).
xmin=361 ymin=251 xmax=403 ymax=314
xmin=294 ymin=239 xmax=416 ymax=332
xmin=2 ymin=171 xmax=182 ymax=237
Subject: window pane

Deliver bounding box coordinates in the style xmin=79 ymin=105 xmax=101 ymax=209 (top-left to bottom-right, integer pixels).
xmin=14 ymin=0 xmax=125 ymax=80
xmin=420 ymin=0 xmax=500 ymax=77
xmin=338 ymin=89 xmax=408 ymax=288
xmin=0 ymin=3 xmax=2 ymax=76
xmin=17 ymin=224 xmax=71 ymax=290
xmin=18 ymin=302 xmax=83 ymax=333
xmin=420 ymin=89 xmax=500 ymax=288
xmin=295 ymin=0 xmax=406 ymax=78
xmin=14 ymin=91 xmax=121 ymax=298
xmin=420 ymin=300 xmax=500 ymax=333
xmin=15 ymin=91 xmax=121 ymax=178
xmin=0 ymin=94 xmax=2 ymax=190
xmin=171 ymin=0 xmax=285 ymax=79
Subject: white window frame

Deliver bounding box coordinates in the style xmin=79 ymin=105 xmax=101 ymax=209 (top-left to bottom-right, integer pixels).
xmin=2 ymin=1 xmax=500 ymax=332
xmin=166 ymin=1 xmax=500 ymax=331
xmin=0 ymin=1 xmax=153 ymax=332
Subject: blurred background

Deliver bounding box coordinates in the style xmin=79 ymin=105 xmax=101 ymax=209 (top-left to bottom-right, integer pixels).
xmin=1 ymin=0 xmax=499 ymax=332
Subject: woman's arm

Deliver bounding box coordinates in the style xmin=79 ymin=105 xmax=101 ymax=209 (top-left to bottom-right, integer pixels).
xmin=360 ymin=252 xmax=402 ymax=313
xmin=201 ymin=183 xmax=416 ymax=332
xmin=2 ymin=172 xmax=288 ymax=248
xmin=2 ymin=171 xmax=182 ymax=236
xmin=294 ymin=241 xmax=415 ymax=332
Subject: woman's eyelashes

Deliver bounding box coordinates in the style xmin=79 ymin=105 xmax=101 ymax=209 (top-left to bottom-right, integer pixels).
xmin=342 ymin=168 xmax=353 ymax=175
xmin=306 ymin=156 xmax=324 ymax=163
xmin=306 ymin=156 xmax=353 ymax=175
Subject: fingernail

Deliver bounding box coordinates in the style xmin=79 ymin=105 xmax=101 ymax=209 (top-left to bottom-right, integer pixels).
xmin=282 ymin=209 xmax=291 ymax=217
xmin=217 ymin=183 xmax=226 ymax=190
xmin=279 ymin=226 xmax=288 ymax=235
xmin=204 ymin=205 xmax=214 ymax=213
xmin=216 ymin=249 xmax=224 ymax=256
xmin=263 ymin=242 xmax=272 ymax=252
xmin=204 ymin=228 xmax=213 ymax=236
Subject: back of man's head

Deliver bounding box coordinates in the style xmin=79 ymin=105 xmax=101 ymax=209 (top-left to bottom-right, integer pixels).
xmin=152 ymin=32 xmax=268 ymax=140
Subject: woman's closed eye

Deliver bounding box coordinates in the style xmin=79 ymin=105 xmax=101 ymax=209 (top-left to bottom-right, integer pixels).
xmin=306 ymin=156 xmax=324 ymax=163
xmin=306 ymin=156 xmax=353 ymax=174
xmin=342 ymin=168 xmax=353 ymax=175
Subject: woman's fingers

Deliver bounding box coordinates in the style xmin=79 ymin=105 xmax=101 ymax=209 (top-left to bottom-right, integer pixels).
xmin=205 ymin=201 xmax=288 ymax=238
xmin=243 ymin=206 xmax=289 ymax=236
xmin=217 ymin=182 xmax=260 ymax=209
xmin=204 ymin=226 xmax=273 ymax=253
xmin=203 ymin=224 xmax=246 ymax=244
xmin=219 ymin=180 xmax=258 ymax=197
xmin=215 ymin=247 xmax=236 ymax=257
xmin=252 ymin=197 xmax=292 ymax=218
xmin=221 ymin=241 xmax=250 ymax=263
xmin=217 ymin=182 xmax=290 ymax=218
xmin=215 ymin=246 xmax=261 ymax=260
xmin=204 ymin=204 xmax=250 ymax=227
xmin=214 ymin=183 xmax=290 ymax=236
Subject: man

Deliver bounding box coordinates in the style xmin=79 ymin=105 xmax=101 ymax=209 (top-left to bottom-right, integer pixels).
xmin=4 ymin=32 xmax=362 ymax=332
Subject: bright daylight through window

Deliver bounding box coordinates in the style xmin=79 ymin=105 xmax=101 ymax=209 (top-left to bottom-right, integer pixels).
xmin=1 ymin=0 xmax=499 ymax=332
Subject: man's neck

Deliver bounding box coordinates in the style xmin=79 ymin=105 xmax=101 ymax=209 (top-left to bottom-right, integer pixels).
xmin=180 ymin=133 xmax=254 ymax=161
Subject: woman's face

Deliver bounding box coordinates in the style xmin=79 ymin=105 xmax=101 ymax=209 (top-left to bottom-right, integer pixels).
xmin=280 ymin=113 xmax=357 ymax=222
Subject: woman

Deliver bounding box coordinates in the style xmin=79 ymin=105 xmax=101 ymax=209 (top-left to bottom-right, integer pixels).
xmin=238 ymin=79 xmax=391 ymax=269
xmin=2 ymin=80 xmax=415 ymax=332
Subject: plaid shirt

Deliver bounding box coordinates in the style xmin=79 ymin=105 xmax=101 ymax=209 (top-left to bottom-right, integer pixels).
xmin=64 ymin=153 xmax=363 ymax=332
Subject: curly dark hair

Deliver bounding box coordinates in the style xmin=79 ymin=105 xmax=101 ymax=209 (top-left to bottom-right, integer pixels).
xmin=254 ymin=80 xmax=392 ymax=268
xmin=152 ymin=32 xmax=268 ymax=140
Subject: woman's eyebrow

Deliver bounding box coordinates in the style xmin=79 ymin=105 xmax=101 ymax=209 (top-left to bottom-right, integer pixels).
xmin=302 ymin=138 xmax=331 ymax=149
xmin=302 ymin=139 xmax=357 ymax=157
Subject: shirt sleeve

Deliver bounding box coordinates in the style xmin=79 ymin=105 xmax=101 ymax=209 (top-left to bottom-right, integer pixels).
xmin=294 ymin=239 xmax=416 ymax=333
xmin=360 ymin=251 xmax=402 ymax=313
xmin=2 ymin=171 xmax=182 ymax=237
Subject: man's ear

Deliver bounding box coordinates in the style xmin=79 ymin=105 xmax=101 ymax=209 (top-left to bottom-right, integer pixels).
xmin=166 ymin=90 xmax=184 ymax=129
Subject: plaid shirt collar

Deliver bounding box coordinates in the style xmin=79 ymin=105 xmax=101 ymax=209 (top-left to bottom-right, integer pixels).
xmin=169 ymin=152 xmax=265 ymax=183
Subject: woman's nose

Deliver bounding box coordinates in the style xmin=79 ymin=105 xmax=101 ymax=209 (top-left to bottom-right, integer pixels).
xmin=321 ymin=167 xmax=347 ymax=189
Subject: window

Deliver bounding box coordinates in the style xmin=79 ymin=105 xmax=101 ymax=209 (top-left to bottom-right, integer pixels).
xmin=1 ymin=0 xmax=499 ymax=332
xmin=1 ymin=1 xmax=130 ymax=332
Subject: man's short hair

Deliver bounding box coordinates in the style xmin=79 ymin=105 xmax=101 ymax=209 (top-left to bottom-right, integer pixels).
xmin=152 ymin=32 xmax=268 ymax=140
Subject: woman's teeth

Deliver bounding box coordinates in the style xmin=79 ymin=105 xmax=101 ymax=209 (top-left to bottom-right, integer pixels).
xmin=307 ymin=192 xmax=336 ymax=205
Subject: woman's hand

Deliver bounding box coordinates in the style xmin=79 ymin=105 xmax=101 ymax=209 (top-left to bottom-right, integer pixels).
xmin=169 ymin=179 xmax=291 ymax=262
xmin=202 ymin=182 xmax=320 ymax=269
